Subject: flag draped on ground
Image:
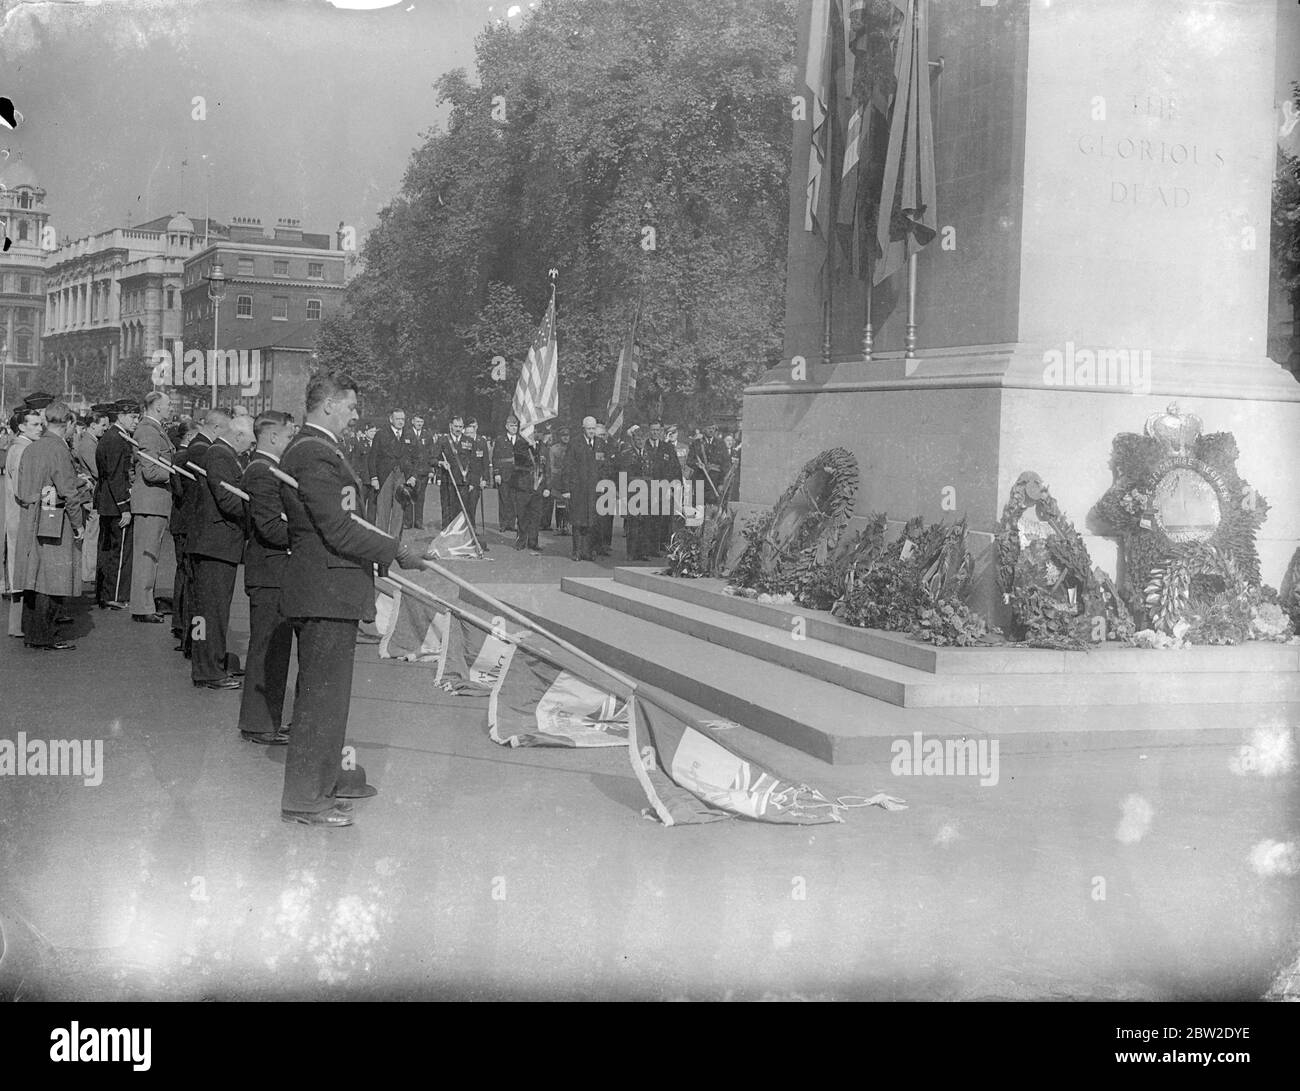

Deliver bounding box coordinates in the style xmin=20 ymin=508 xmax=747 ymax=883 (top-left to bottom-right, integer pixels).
xmin=605 ymin=303 xmax=641 ymax=438
xmin=874 ymin=0 xmax=938 ymax=285
xmin=372 ymin=582 xmax=905 ymax=825
xmin=424 ymin=511 xmax=480 ymax=560
xmin=512 ymin=288 xmax=558 ymax=442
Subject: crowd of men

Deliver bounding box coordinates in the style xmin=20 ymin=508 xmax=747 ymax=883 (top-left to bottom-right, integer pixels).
xmin=0 ymin=376 xmax=739 ymax=829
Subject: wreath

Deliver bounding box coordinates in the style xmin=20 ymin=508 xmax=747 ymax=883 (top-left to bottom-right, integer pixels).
xmin=996 ymin=471 xmax=1134 ymax=647
xmin=1094 ymin=406 xmax=1268 ymax=635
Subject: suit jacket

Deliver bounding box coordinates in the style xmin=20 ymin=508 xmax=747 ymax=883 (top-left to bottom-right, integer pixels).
xmin=493 ymin=433 xmax=519 ymax=479
xmin=404 ymin=427 xmax=437 ymax=475
xmin=94 ymin=426 xmax=133 ymax=517
xmin=178 ymin=433 xmax=213 ymax=540
xmin=511 ymin=435 xmax=549 ymax=494
xmin=189 ymin=438 xmax=247 ymax=564
xmin=369 ymin=426 xmax=413 ymax=486
xmin=243 ymin=451 xmax=289 ymax=590
xmin=281 ymin=423 xmax=399 ymax=621
xmin=435 ymin=433 xmax=478 ymax=487
xmin=130 ymin=415 xmax=175 ymax=518
xmin=649 ymin=439 xmax=683 ymax=482
xmin=559 ymin=436 xmax=608 ymax=525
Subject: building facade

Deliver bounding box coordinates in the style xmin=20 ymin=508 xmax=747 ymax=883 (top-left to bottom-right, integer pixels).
xmin=0 ymin=159 xmax=51 ymax=406
xmin=178 ymin=216 xmax=348 ymax=415
xmin=43 ymin=212 xmax=222 ymax=400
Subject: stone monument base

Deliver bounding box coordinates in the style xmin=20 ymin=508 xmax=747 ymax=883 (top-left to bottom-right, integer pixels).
xmin=740 ymin=349 xmax=1300 ymax=626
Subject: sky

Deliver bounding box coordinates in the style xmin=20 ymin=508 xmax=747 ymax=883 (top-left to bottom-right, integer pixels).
xmin=0 ymin=0 xmax=505 ymax=243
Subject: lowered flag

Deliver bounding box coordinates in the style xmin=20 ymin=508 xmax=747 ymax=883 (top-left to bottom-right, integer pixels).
xmin=490 ymin=640 xmax=631 ymax=748
xmin=605 ymin=303 xmax=641 ymax=438
xmin=437 ymin=614 xmax=522 ymax=695
xmin=874 ymin=0 xmax=938 ymax=285
xmin=375 ymin=587 xmax=449 ymax=662
xmin=512 ymin=288 xmax=558 ymax=442
xmin=425 ymin=511 xmax=480 ymax=560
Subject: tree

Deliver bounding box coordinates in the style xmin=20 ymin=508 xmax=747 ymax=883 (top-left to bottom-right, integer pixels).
xmin=1272 ymin=81 xmax=1300 ymax=371
xmin=340 ymin=0 xmax=796 ymax=431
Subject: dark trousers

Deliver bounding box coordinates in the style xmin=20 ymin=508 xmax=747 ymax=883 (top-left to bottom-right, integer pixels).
xmin=570 ymin=523 xmax=595 ymax=560
xmin=598 ymin=513 xmax=614 ymax=552
xmin=409 ymin=474 xmax=430 ymax=529
xmin=238 ymin=585 xmax=294 ymax=734
xmin=21 ymin=591 xmax=60 ymax=646
xmin=96 ymin=515 xmax=133 ymax=605
xmin=539 ymin=496 xmax=553 ymax=530
xmin=440 ymin=478 xmax=468 ymax=528
xmin=516 ymin=489 xmax=544 ymax=548
xmin=282 ymin=617 xmax=366 ymax=814
xmin=625 ymin=514 xmax=649 ymax=560
xmin=463 ymin=485 xmax=482 ymax=531
xmin=171 ymin=535 xmax=188 ymax=636
xmin=190 ymin=555 xmax=238 ymax=683
xmin=497 ymin=481 xmax=517 ymax=532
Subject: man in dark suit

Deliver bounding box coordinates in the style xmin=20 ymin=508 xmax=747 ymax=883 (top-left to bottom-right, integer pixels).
xmin=435 ymin=415 xmax=477 ymax=529
xmin=559 ymin=415 xmax=607 ymax=561
xmin=463 ymin=419 xmax=490 ymax=531
xmin=368 ymin=407 xmax=416 ymax=527
xmin=189 ymin=415 xmax=254 ymax=690
xmin=493 ymin=415 xmax=520 ymax=534
xmin=647 ymin=420 xmax=682 ymax=555
xmin=404 ymin=412 xmax=437 ymax=530
xmin=511 ymin=430 xmax=551 ymax=553
xmin=177 ymin=408 xmax=226 ymax=657
xmin=93 ymin=399 xmax=139 ymax=608
xmin=279 ymin=370 xmax=418 ymax=828
xmin=237 ymin=410 xmax=296 ymax=744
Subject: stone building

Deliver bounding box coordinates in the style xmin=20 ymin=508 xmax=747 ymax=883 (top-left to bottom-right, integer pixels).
xmin=0 ymin=159 xmax=51 ymax=406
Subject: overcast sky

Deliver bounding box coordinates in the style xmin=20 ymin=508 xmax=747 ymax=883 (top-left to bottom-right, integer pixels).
xmin=0 ymin=0 xmax=1297 ymax=248
xmin=0 ymin=0 xmax=496 ymax=243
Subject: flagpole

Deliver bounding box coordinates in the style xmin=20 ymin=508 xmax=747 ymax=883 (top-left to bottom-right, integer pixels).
xmin=904 ymin=251 xmax=918 ymax=359
xmin=862 ymin=253 xmax=874 ymax=362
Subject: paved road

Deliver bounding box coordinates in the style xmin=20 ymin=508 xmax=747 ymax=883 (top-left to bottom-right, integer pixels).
xmin=1 ymin=511 xmax=1296 ymax=1000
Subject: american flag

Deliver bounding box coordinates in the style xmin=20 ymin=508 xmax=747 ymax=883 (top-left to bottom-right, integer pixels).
xmin=512 ymin=289 xmax=558 ymax=441
xmin=606 ymin=303 xmax=641 ymax=437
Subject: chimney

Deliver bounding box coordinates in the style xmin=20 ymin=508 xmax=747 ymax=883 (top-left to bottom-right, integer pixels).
xmin=229 ymin=215 xmax=264 ymax=242
xmin=273 ymin=216 xmax=303 ymax=242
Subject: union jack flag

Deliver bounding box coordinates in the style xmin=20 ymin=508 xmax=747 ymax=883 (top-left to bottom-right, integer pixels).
xmin=512 ymin=288 xmax=558 ymax=442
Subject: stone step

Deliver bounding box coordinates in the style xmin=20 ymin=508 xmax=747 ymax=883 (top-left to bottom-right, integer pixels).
xmin=457 ymin=582 xmax=1294 ymax=764
xmin=611 ymin=567 xmax=1300 ymax=678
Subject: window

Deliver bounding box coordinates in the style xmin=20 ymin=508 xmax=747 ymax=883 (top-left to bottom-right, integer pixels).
xmin=238 ymin=257 xmax=254 ymax=276
xmin=19 ymin=276 xmax=30 ymax=294
xmin=15 ymin=334 xmax=30 ymax=360
xmin=273 ymin=259 xmax=289 ymax=277
xmin=308 ymin=262 xmax=323 ymax=279
xmin=306 ymin=299 xmax=321 ymax=321
xmin=17 ymin=221 xmax=28 ymax=241
xmin=236 ymin=294 xmax=253 ymax=318
xmin=272 ymin=295 xmax=288 ymax=320
xmin=167 ymin=289 xmax=175 ymax=308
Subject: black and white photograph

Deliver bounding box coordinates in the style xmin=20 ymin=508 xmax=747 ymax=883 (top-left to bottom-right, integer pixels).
xmin=0 ymin=0 xmax=1298 ymax=1034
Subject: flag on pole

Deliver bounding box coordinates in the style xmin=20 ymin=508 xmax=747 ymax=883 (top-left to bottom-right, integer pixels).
xmin=874 ymin=0 xmax=938 ymax=285
xmin=375 ymin=587 xmax=449 ymax=661
xmin=424 ymin=511 xmax=480 ymax=560
xmin=605 ymin=303 xmax=641 ymax=438
xmin=511 ymin=288 xmax=558 ymax=442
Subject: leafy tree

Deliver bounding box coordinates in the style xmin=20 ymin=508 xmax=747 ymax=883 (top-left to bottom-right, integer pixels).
xmin=342 ymin=0 xmax=796 ymax=431
xmin=1272 ymin=81 xmax=1300 ymax=371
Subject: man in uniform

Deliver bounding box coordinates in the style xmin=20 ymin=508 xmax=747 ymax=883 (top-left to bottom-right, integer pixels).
xmin=463 ymin=418 xmax=490 ymax=531
xmin=511 ymin=428 xmax=551 ymax=554
xmin=617 ymin=424 xmax=653 ymax=561
xmin=189 ymin=413 xmax=254 ymax=689
xmin=279 ymin=369 xmax=419 ymax=828
xmin=559 ymin=415 xmax=606 ymax=562
xmin=593 ymin=421 xmax=614 ymax=555
xmin=549 ymin=426 xmax=571 ymax=535
xmin=689 ymin=422 xmax=731 ymax=507
xmin=493 ymin=415 xmax=520 ymax=535
xmin=177 ymin=408 xmax=225 ymax=656
xmin=129 ymin=390 xmax=175 ymax=623
xmin=404 ymin=412 xmax=437 ymax=530
xmin=238 ymin=410 xmax=296 ymax=742
xmin=646 ymin=421 xmax=681 ymax=556
xmin=94 ymin=399 xmax=138 ymax=609
xmin=435 ymin=415 xmax=474 ymax=529
xmin=73 ymin=406 xmax=109 ymax=590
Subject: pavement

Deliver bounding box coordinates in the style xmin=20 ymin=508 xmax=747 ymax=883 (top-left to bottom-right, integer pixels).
xmin=1 ymin=495 xmax=1297 ymax=1001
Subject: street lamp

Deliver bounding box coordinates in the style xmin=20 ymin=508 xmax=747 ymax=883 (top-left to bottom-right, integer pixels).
xmin=205 ymin=261 xmax=227 ymax=408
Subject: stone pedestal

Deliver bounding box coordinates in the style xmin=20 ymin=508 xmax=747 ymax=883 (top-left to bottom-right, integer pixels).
xmin=744 ymin=0 xmax=1300 ymax=613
